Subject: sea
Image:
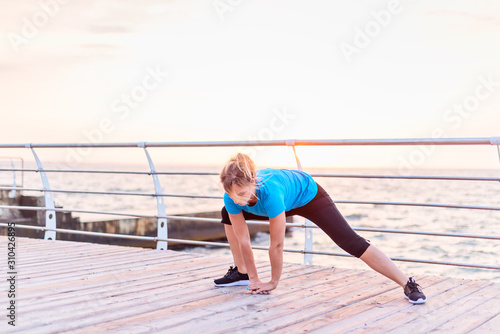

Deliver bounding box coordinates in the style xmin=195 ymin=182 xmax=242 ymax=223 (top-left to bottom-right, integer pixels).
xmin=2 ymin=162 xmax=499 ymax=283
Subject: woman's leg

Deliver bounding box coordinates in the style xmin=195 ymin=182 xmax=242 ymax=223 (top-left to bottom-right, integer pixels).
xmin=360 ymin=244 xmax=408 ymax=287
xmin=224 ymin=224 xmax=247 ymax=273
xmin=220 ymin=207 xmax=270 ymax=275
xmin=292 ymin=185 xmax=408 ymax=286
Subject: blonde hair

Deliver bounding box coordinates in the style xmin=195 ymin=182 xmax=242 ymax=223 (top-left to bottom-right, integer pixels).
xmin=220 ymin=153 xmax=257 ymax=199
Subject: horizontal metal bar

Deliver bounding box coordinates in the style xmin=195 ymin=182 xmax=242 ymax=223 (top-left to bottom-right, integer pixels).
xmin=0 ymin=186 xmax=222 ymax=199
xmin=288 ymin=223 xmax=500 ymax=240
xmin=0 ymin=168 xmax=38 ymax=173
xmin=0 ymin=186 xmax=154 ymax=197
xmin=3 ymin=168 xmax=498 ymax=183
xmin=311 ymin=174 xmax=500 ymax=182
xmin=2 ymin=206 xmax=497 ymax=240
xmin=353 ymin=227 xmax=500 ymax=240
xmin=2 ymin=186 xmax=499 ymax=212
xmin=0 ymin=137 xmax=498 ymax=149
xmin=1 ymin=223 xmax=498 ymax=270
xmin=154 ymin=171 xmax=219 ymax=176
xmin=0 ymin=205 xmax=158 ymax=219
xmin=162 ymin=238 xmax=308 ymax=255
xmin=0 ymin=168 xmax=220 ymax=176
xmin=161 ymin=216 xmax=500 ymax=240
xmin=0 ymin=223 xmax=158 ymax=241
xmin=4 ymin=203 xmax=497 ymax=240
xmin=292 ymin=138 xmax=498 ymax=146
xmin=0 ymin=168 xmax=151 ymax=175
xmin=389 ymin=257 xmax=500 ymax=270
xmin=176 ymin=240 xmax=500 ymax=269
xmin=168 ymin=216 xmax=500 ymax=240
xmin=162 ymin=215 xmax=302 ymax=228
xmin=159 ymin=193 xmax=221 ymax=199
xmin=334 ymin=200 xmax=500 ymax=211
xmin=159 ymin=216 xmax=500 ymax=240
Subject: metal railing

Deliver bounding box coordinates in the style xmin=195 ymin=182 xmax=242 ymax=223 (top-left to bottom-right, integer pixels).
xmin=0 ymin=138 xmax=500 ymax=271
xmin=0 ymin=157 xmax=23 ymax=198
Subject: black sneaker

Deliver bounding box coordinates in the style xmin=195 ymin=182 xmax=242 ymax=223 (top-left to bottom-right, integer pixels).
xmin=214 ymin=266 xmax=249 ymax=287
xmin=404 ymin=277 xmax=427 ymax=304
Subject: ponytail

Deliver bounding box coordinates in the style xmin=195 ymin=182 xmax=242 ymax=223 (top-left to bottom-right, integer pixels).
xmin=220 ymin=153 xmax=256 ymax=196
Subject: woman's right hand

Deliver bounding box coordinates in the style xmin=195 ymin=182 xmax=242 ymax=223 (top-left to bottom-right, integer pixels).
xmin=248 ymin=279 xmax=263 ymax=291
xmin=248 ymin=280 xmax=273 ymax=295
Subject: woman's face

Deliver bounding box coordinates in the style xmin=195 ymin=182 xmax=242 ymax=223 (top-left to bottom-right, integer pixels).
xmin=230 ymin=183 xmax=255 ymax=206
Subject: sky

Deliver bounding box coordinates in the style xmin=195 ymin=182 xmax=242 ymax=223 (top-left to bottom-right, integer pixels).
xmin=1 ymin=0 xmax=500 ymax=170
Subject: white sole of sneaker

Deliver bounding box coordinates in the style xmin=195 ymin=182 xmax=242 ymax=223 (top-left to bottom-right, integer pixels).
xmin=405 ymin=296 xmax=427 ymax=304
xmin=214 ymin=280 xmax=250 ymax=287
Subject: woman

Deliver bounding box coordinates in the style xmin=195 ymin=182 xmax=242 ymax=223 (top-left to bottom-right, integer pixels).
xmin=214 ymin=153 xmax=426 ymax=304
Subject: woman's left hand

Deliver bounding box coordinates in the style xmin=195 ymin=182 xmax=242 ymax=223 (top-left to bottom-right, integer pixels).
xmin=248 ymin=281 xmax=277 ymax=295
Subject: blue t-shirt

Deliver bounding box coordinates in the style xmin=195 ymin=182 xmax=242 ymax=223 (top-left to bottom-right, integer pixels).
xmin=224 ymin=168 xmax=318 ymax=219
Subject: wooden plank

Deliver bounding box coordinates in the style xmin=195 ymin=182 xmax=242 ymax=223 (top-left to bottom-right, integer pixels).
xmin=15 ymin=248 xmax=188 ymax=278
xmin=15 ymin=240 xmax=168 ymax=260
xmin=18 ymin=246 xmax=187 ymax=269
xmin=14 ymin=249 xmax=197 ymax=286
xmin=330 ymin=276 xmax=445 ymax=333
xmin=428 ymin=292 xmax=500 ymax=333
xmin=17 ymin=250 xmax=150 ymax=274
xmin=15 ymin=259 xmax=277 ymax=332
xmin=15 ymin=240 xmax=88 ymax=251
xmin=270 ymin=275 xmax=444 ymax=334
xmin=17 ymin=252 xmax=231 ymax=301
xmin=2 ymin=236 xmax=499 ymax=334
xmin=16 ymin=249 xmax=153 ymax=275
xmin=350 ymin=278 xmax=493 ymax=333
xmin=21 ymin=260 xmax=260 ymax=310
xmin=18 ymin=264 xmax=264 ymax=333
xmin=214 ymin=279 xmax=396 ymax=333
xmin=15 ymin=253 xmax=196 ymax=295
xmin=18 ymin=256 xmax=231 ymax=310
xmin=383 ymin=280 xmax=495 ymax=334
xmin=61 ymin=266 xmax=363 ymax=333
xmin=16 ymin=240 xmax=107 ymax=255
xmin=17 ymin=244 xmax=147 ymax=263
xmin=168 ymin=270 xmax=389 ymax=333
xmin=469 ymin=312 xmax=500 ymax=333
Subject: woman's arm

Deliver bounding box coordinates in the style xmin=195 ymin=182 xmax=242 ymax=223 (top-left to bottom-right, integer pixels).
xmin=268 ymin=211 xmax=286 ymax=287
xmin=228 ymin=212 xmax=260 ymax=283
xmin=249 ymin=211 xmax=286 ymax=294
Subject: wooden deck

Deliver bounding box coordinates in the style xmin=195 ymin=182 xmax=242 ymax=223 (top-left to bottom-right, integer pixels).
xmin=2 ymin=236 xmax=499 ymax=333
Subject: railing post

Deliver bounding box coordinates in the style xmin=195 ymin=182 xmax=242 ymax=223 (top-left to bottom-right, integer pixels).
xmin=30 ymin=147 xmax=56 ymax=240
xmin=287 ymin=141 xmax=314 ymax=265
xmin=9 ymin=159 xmax=16 ymax=198
xmin=491 ymin=137 xmax=500 ymax=166
xmin=141 ymin=144 xmax=168 ymax=250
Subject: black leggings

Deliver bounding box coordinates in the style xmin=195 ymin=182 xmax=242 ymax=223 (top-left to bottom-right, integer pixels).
xmin=221 ymin=184 xmax=370 ymax=258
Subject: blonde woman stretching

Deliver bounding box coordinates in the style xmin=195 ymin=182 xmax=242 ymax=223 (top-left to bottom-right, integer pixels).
xmin=214 ymin=153 xmax=426 ymax=304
